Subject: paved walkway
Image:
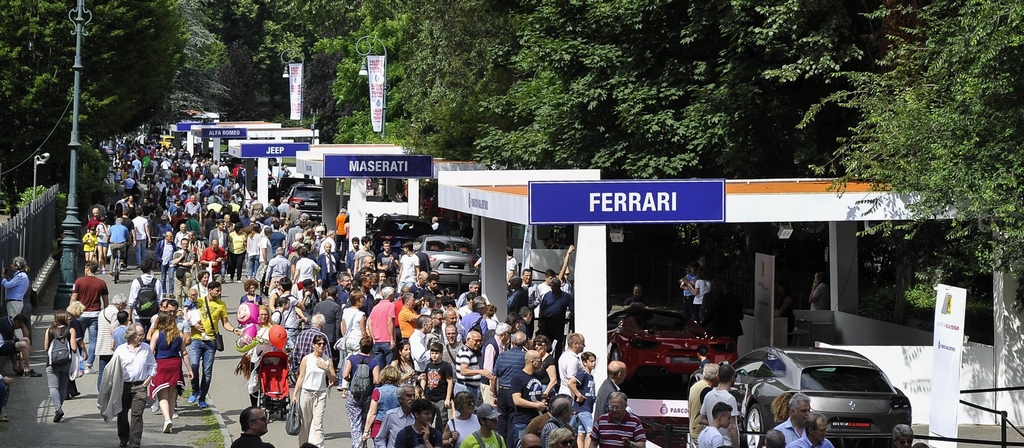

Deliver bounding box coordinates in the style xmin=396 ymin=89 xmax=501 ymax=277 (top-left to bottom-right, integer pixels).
xmin=2 ymin=267 xmax=355 ymax=448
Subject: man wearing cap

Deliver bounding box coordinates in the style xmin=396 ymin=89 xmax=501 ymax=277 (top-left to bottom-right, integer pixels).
xmin=459 ymin=404 xmax=506 ymax=448
xmin=482 ymin=323 xmax=511 ymax=406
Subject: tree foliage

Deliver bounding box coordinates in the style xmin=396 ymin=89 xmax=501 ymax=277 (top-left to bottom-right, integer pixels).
xmin=832 ymin=0 xmax=1024 ymax=271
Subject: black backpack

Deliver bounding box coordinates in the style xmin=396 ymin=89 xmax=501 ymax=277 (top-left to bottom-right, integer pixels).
xmin=135 ymin=277 xmax=160 ymax=318
xmin=48 ymin=327 xmax=72 ymax=367
xmin=350 ymin=355 xmax=373 ymax=405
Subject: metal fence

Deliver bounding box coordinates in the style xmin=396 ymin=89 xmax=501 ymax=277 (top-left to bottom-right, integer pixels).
xmin=0 ymin=185 xmax=59 ymax=275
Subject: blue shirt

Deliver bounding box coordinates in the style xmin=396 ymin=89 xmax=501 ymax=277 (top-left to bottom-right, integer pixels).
xmin=683 ymin=272 xmax=697 ymax=298
xmin=2 ymin=271 xmax=29 ymax=300
xmin=774 ymin=418 xmax=803 ymax=444
xmin=109 ymin=223 xmax=131 ymax=244
xmin=494 ymin=346 xmax=526 ymax=388
xmin=786 ymin=433 xmax=835 ymax=448
xmin=540 ymin=291 xmax=573 ymax=319
xmin=572 ymin=369 xmax=596 ymax=413
xmin=112 ymin=325 xmax=129 ymax=348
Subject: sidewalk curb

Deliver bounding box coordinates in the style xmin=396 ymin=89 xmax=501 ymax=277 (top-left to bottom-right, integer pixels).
xmin=209 ymin=402 xmax=235 ymax=447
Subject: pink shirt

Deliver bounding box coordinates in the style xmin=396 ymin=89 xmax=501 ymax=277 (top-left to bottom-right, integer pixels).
xmin=369 ymin=300 xmax=396 ymax=343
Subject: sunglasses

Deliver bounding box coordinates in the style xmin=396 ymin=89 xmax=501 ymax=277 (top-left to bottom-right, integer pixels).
xmin=313 ymin=342 xmax=326 ymax=346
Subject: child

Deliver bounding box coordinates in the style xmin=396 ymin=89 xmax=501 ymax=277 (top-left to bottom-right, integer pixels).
xmin=569 ymin=351 xmax=597 ymax=447
xmin=82 ymin=227 xmax=98 ymax=264
xmin=698 ymin=402 xmax=733 ymax=448
xmin=421 ymin=341 xmax=454 ymax=429
xmin=111 ymin=310 xmax=131 ymax=349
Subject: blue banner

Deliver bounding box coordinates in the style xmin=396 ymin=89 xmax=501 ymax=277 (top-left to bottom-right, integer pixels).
xmin=323 ymin=154 xmax=434 ymax=178
xmin=528 ymin=179 xmax=726 ymax=225
xmin=175 ymin=122 xmax=203 ymax=132
xmin=199 ymin=128 xmax=248 ymax=139
xmin=239 ymin=142 xmax=310 ymax=158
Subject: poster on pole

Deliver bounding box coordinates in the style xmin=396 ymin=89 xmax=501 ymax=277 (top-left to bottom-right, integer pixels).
xmin=929 ymin=284 xmax=966 ymax=448
xmin=367 ymin=55 xmax=386 ymax=134
xmin=521 ymin=225 xmax=532 ymax=272
xmin=289 ymin=63 xmax=303 ymax=121
xmin=753 ymin=253 xmax=775 ymax=349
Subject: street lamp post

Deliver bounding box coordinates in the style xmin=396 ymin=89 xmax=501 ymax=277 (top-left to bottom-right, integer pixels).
xmin=355 ymin=36 xmax=387 ymax=139
xmin=56 ymin=0 xmax=90 ymax=309
xmin=32 ymin=153 xmax=50 ymax=213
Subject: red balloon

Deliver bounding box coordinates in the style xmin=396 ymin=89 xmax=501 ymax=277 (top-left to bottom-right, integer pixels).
xmin=269 ymin=325 xmax=287 ymax=349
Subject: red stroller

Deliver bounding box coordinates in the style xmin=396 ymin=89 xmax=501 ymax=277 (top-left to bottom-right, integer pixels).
xmin=258 ymin=351 xmax=290 ymax=421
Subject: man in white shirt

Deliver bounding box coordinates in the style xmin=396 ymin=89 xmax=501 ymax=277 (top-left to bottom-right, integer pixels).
xmin=114 ymin=323 xmax=158 ymax=446
xmin=557 ymin=333 xmax=585 ymax=396
xmin=256 ymin=227 xmax=272 ymax=288
xmin=506 ymin=247 xmax=517 ymax=283
xmin=410 ymin=315 xmax=432 ymax=372
xmin=131 ymin=210 xmax=151 ymax=268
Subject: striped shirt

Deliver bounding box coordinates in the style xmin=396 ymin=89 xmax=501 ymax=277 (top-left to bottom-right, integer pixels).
xmin=494 ymin=347 xmax=527 ymax=388
xmin=590 ymin=413 xmax=647 ymax=448
xmin=455 ymin=344 xmax=482 ymax=388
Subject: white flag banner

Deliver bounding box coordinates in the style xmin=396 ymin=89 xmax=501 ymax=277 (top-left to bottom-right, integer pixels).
xmin=929 ymin=284 xmax=966 ymax=448
xmin=367 ymin=55 xmax=386 ymax=133
xmin=521 ymin=225 xmax=532 ymax=272
xmin=289 ymin=63 xmax=303 ymax=121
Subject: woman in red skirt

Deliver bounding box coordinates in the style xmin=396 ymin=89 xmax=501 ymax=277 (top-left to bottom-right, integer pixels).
xmin=148 ymin=311 xmax=192 ymax=434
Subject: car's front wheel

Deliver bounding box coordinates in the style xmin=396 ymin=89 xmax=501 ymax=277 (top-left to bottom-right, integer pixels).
xmin=744 ymin=403 xmax=766 ymax=448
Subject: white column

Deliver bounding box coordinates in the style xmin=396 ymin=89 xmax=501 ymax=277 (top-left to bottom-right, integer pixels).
xmin=480 ymin=217 xmax=507 ymax=319
xmin=574 ymin=224 xmax=607 ymax=386
xmin=186 ymin=130 xmax=194 ymax=155
xmin=213 ymin=138 xmax=221 ymax=162
xmin=407 ymin=178 xmax=420 ymax=217
xmin=322 ymin=178 xmax=339 ymax=229
xmin=994 ymin=271 xmax=1024 ymax=422
xmin=349 ymin=178 xmax=368 ymax=239
xmin=257 ymin=158 xmax=269 ymax=206
xmin=828 ymin=221 xmax=859 ymax=313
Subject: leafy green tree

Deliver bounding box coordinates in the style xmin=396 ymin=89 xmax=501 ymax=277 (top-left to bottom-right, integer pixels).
xmin=831 ymin=0 xmax=1024 ymax=273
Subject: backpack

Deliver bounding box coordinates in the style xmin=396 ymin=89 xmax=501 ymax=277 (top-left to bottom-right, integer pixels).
xmin=472 ymin=431 xmax=505 ymax=448
xmin=303 ymin=290 xmax=320 ymax=311
xmin=135 ymin=277 xmax=160 ymax=318
xmin=48 ymin=327 xmax=72 ymax=367
xmin=350 ymin=355 xmax=373 ymax=404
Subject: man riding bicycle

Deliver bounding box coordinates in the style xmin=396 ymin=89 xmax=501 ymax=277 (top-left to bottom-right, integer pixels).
xmin=108 ymin=217 xmax=134 ymax=272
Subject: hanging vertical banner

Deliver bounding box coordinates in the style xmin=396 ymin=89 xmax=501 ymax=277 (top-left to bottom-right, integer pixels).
xmin=929 ymin=284 xmax=966 ymax=448
xmin=521 ymin=225 xmax=533 ymax=272
xmin=367 ymin=55 xmax=386 ymax=134
xmin=289 ymin=63 xmax=304 ymax=121
xmin=753 ymin=253 xmax=776 ymax=349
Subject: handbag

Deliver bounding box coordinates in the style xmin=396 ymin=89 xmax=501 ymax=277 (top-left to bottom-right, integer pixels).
xmin=203 ymin=297 xmax=225 ymax=352
xmin=285 ymin=401 xmax=302 ymax=436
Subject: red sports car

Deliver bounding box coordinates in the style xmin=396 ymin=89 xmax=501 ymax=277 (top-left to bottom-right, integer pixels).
xmin=607 ymin=308 xmax=737 ymax=381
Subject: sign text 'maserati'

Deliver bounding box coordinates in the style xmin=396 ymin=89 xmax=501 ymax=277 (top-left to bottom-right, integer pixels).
xmin=323 ymin=154 xmax=433 ymax=179
xmin=528 ymin=179 xmax=726 ymax=225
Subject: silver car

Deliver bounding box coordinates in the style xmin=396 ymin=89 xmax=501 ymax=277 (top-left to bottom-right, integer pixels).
xmin=730 ymin=347 xmax=911 ymax=446
xmin=414 ymin=235 xmax=479 ymax=285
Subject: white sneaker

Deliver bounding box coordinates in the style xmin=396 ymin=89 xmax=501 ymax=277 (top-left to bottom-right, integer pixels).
xmin=163 ymin=419 xmax=173 ymax=433
xmin=172 ymin=412 xmax=179 ymax=419
xmin=151 ymin=403 xmax=160 ymax=414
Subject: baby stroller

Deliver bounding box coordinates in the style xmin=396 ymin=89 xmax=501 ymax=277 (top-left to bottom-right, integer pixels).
xmin=258 ymin=351 xmax=291 ymax=421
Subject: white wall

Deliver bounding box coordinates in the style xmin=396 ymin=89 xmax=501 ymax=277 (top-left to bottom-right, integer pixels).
xmin=831 ymin=311 xmax=934 ymax=345
xmin=820 ymin=343 xmax=996 ymax=425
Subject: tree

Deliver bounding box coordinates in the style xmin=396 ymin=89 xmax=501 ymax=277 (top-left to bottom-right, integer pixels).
xmin=831 ymin=0 xmax=1024 ymax=273
xmin=0 ymin=0 xmax=185 ymax=204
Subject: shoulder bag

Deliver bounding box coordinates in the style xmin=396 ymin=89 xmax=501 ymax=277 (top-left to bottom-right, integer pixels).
xmin=203 ymin=298 xmax=225 ymax=352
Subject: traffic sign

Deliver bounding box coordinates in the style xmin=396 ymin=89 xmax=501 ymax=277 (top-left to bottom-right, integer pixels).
xmin=238 ymin=142 xmax=309 ymax=158
xmin=323 ymin=154 xmax=433 ymax=178
xmin=199 ymin=128 xmax=247 ymax=139
xmin=528 ymin=179 xmax=726 ymax=225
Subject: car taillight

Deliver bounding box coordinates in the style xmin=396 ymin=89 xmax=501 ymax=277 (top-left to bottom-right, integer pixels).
xmin=628 ymin=338 xmax=661 ymax=349
xmin=289 ymin=197 xmax=301 ymax=204
xmin=890 ymin=396 xmax=911 ymax=410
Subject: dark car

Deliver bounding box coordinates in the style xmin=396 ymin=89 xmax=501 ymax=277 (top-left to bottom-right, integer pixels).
xmin=285 ymin=183 xmax=322 ymax=221
xmin=730 ymin=347 xmax=912 ymax=447
xmin=369 ymin=214 xmax=433 ymax=253
xmin=607 ymin=308 xmax=737 ymax=381
xmin=414 ymin=235 xmax=479 ymax=285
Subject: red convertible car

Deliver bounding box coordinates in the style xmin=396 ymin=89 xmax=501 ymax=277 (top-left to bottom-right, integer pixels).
xmin=607 ymin=308 xmax=737 ymax=381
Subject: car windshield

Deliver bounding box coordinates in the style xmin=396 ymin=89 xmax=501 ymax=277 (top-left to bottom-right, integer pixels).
xmin=291 ymin=187 xmax=320 ymax=200
xmin=382 ymin=220 xmax=428 ymax=232
xmin=800 ymin=366 xmax=892 ymax=393
xmin=620 ymin=311 xmax=687 ymax=331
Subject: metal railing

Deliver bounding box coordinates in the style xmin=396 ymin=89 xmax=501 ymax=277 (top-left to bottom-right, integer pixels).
xmin=0 ymin=185 xmax=59 ymax=313
xmin=911 ymin=385 xmax=1024 ymax=447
